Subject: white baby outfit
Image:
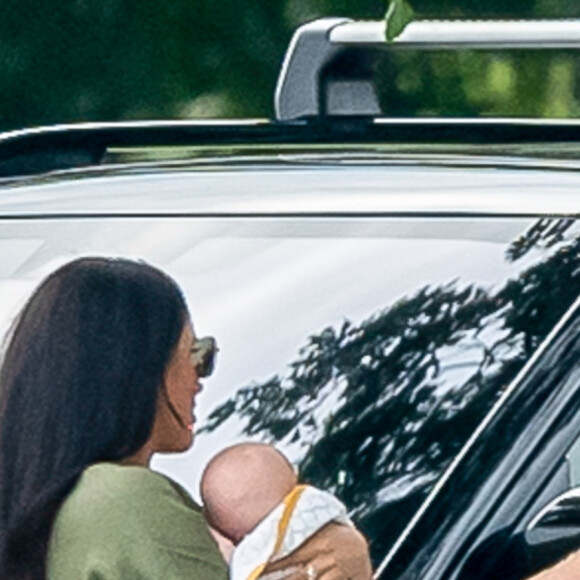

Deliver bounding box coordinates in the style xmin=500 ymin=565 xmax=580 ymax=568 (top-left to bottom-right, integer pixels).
xmin=230 ymin=485 xmax=352 ymax=580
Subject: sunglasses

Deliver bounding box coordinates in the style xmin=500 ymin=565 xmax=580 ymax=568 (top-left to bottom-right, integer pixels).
xmin=190 ymin=336 xmax=218 ymax=378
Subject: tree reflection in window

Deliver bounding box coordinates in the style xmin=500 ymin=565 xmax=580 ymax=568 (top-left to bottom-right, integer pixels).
xmin=200 ymin=219 xmax=580 ymax=566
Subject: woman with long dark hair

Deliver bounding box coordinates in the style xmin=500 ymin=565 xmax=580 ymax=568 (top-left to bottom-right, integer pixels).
xmin=0 ymin=257 xmax=370 ymax=580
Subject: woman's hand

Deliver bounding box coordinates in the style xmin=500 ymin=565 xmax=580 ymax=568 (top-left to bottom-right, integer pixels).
xmin=526 ymin=550 xmax=580 ymax=580
xmin=261 ymin=522 xmax=373 ymax=580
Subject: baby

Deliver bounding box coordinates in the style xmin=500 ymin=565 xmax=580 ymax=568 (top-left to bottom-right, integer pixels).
xmin=200 ymin=442 xmax=352 ymax=580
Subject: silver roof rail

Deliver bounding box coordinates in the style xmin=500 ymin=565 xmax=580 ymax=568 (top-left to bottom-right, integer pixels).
xmin=274 ymin=18 xmax=580 ymax=122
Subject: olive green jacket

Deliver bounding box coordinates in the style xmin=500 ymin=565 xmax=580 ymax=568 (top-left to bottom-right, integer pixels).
xmin=47 ymin=463 xmax=228 ymax=579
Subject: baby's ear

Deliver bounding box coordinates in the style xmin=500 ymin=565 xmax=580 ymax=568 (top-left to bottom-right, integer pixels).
xmin=208 ymin=527 xmax=235 ymax=564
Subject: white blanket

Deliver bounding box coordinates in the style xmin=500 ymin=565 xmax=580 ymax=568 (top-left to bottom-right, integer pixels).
xmin=230 ymin=485 xmax=351 ymax=580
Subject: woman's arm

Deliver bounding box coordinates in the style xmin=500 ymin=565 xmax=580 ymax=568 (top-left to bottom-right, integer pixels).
xmin=526 ymin=551 xmax=580 ymax=580
xmin=262 ymin=522 xmax=373 ymax=580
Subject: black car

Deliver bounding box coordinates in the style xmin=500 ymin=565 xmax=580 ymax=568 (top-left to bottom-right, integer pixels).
xmin=1 ymin=16 xmax=580 ymax=580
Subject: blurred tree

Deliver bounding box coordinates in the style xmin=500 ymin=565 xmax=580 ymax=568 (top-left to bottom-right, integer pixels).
xmin=378 ymin=0 xmax=580 ymax=117
xmin=1 ymin=0 xmax=580 ymax=129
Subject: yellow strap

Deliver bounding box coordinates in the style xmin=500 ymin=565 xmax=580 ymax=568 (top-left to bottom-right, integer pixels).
xmin=245 ymin=485 xmax=308 ymax=580
xmin=246 ymin=562 xmax=267 ymax=580
xmin=274 ymin=484 xmax=307 ymax=554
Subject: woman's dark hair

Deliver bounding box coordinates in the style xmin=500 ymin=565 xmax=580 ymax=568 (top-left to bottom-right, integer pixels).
xmin=0 ymin=257 xmax=189 ymax=579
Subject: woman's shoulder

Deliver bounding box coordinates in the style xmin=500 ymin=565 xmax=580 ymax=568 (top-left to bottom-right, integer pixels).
xmin=55 ymin=462 xmax=201 ymax=529
xmin=48 ymin=463 xmax=226 ymax=579
xmin=68 ymin=462 xmax=197 ymax=510
xmin=76 ymin=462 xmax=185 ymax=492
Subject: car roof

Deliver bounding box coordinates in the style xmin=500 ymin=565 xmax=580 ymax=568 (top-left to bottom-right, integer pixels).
xmin=4 ymin=118 xmax=580 ymax=174
xmin=2 ymin=159 xmax=580 ymax=217
xmin=2 ymin=119 xmax=580 ymax=217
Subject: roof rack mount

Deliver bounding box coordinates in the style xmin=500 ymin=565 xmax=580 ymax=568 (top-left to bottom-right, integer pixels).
xmin=274 ymin=18 xmax=580 ymax=122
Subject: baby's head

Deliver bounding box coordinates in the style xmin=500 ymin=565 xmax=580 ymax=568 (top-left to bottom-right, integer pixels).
xmin=200 ymin=442 xmax=297 ymax=544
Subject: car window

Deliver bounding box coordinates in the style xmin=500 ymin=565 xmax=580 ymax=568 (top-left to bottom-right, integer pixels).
xmin=567 ymin=437 xmax=580 ymax=487
xmin=0 ymin=215 xmax=578 ymax=567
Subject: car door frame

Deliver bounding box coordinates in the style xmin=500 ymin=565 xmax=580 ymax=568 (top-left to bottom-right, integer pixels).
xmin=377 ymin=294 xmax=580 ymax=580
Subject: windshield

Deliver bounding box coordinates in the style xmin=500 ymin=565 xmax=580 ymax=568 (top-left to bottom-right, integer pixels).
xmin=0 ymin=216 xmax=578 ymax=567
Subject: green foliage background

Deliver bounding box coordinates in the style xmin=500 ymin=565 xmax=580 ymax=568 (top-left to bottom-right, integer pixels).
xmin=1 ymin=0 xmax=580 ymax=130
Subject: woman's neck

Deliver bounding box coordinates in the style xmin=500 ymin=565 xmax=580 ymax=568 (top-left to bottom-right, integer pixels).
xmin=119 ymin=443 xmax=154 ymax=467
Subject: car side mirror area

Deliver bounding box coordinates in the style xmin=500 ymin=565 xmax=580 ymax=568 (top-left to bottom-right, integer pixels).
xmin=524 ymin=488 xmax=580 ymax=574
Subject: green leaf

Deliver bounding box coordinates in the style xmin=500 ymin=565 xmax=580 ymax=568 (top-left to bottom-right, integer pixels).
xmin=385 ymin=0 xmax=415 ymax=43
